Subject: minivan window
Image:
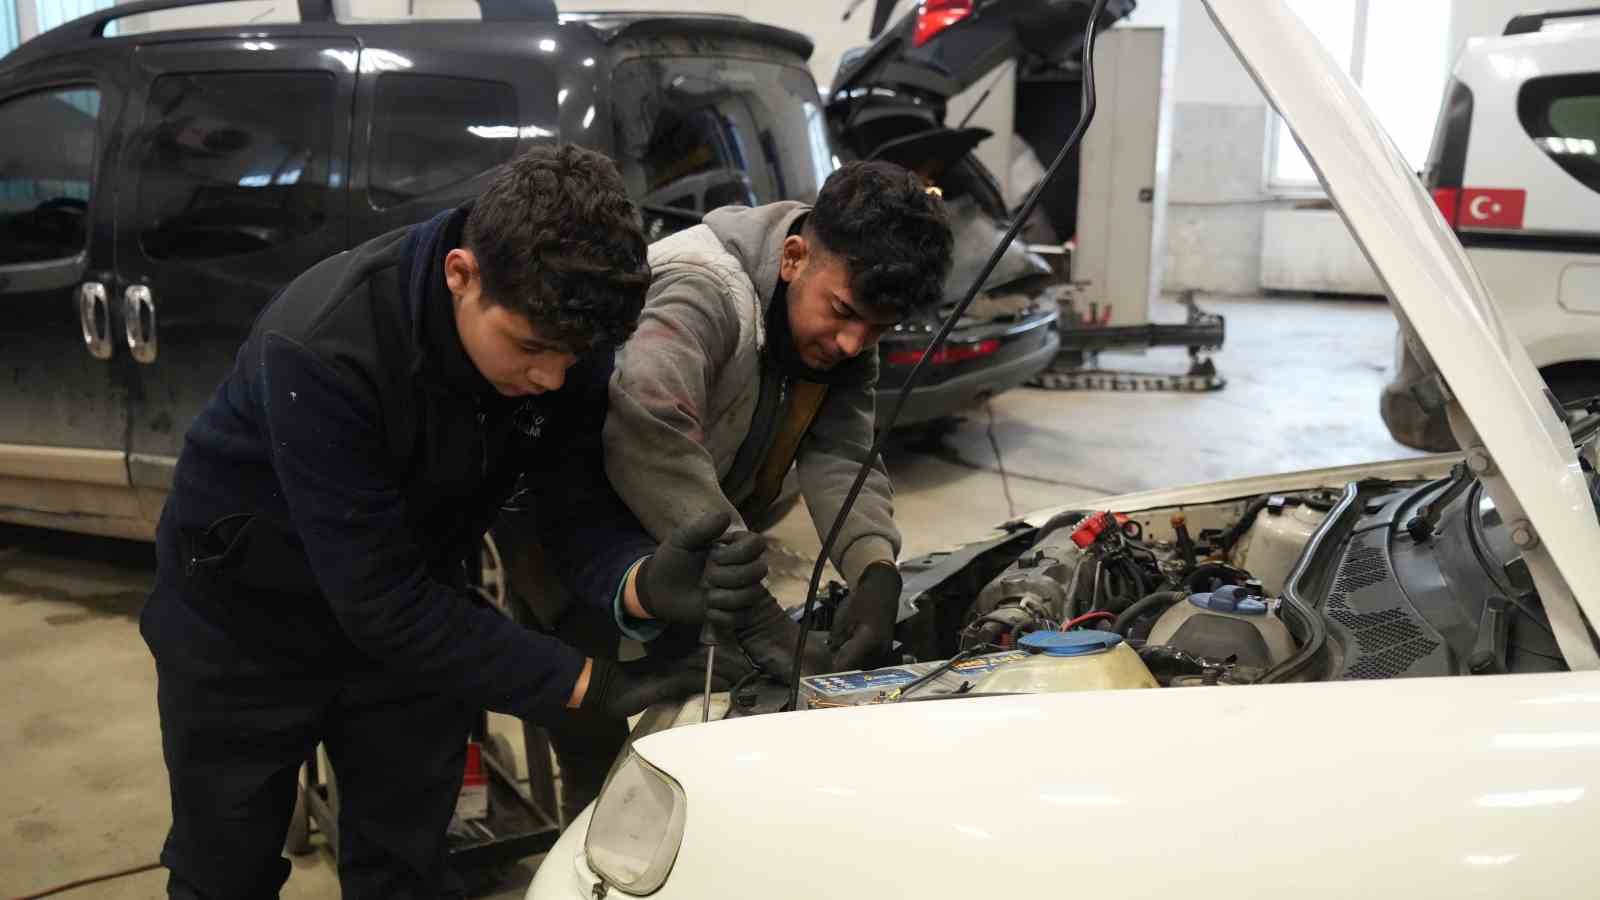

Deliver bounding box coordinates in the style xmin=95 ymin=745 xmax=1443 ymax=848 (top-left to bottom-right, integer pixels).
xmin=1519 ymin=73 xmax=1600 ymax=197
xmin=370 ymin=74 xmax=518 ymax=209
xmin=0 ymin=86 xmax=100 ymax=266
xmin=135 ymin=71 xmax=336 ymax=260
xmin=611 ymin=56 xmax=837 ymax=217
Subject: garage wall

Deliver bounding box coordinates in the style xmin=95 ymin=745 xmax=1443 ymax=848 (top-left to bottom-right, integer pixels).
xmin=1157 ymin=0 xmax=1295 ymax=295
xmin=1155 ymin=0 xmax=1600 ymax=297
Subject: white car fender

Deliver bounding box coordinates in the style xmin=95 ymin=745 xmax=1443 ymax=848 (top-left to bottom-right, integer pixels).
xmin=532 ymin=673 xmax=1600 ymax=900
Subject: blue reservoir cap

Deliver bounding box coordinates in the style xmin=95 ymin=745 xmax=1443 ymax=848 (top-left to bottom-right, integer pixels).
xmin=1019 ymin=630 xmax=1123 ymax=657
xmin=1189 ymin=585 xmax=1268 ymax=615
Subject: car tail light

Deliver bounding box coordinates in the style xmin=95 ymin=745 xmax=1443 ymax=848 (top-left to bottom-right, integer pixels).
xmin=1431 ymin=187 xmax=1459 ymax=228
xmin=913 ymin=0 xmax=974 ymax=47
xmin=886 ymin=338 xmax=1000 ymax=366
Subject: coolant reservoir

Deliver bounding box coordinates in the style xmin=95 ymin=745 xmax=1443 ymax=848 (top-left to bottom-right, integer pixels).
xmin=975 ymin=631 xmax=1159 ymax=694
xmin=1145 ymin=586 xmax=1295 ymax=669
xmin=1231 ymin=502 xmax=1328 ymax=596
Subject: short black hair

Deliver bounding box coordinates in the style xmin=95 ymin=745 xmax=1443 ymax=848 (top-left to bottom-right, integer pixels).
xmin=805 ymin=161 xmax=953 ymax=317
xmin=465 ymin=142 xmax=651 ymax=352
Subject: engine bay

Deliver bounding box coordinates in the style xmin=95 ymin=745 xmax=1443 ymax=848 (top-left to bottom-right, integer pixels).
xmin=725 ymin=464 xmax=1580 ymax=718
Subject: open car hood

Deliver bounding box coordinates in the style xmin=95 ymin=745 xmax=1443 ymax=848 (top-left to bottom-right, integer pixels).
xmin=1204 ymin=0 xmax=1600 ymax=667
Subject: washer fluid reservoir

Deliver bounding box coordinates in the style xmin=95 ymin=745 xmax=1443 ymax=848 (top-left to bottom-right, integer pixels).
xmin=975 ymin=631 xmax=1159 ymax=694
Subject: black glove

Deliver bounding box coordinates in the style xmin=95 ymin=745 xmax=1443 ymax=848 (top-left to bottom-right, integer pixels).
xmin=829 ymin=562 xmax=903 ymax=671
xmin=732 ymin=593 xmax=836 ymax=678
xmin=635 ymin=512 xmax=769 ymax=626
xmin=578 ymin=647 xmax=751 ymax=719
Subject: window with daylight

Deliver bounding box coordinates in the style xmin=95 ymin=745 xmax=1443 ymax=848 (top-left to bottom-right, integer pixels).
xmin=1269 ymin=0 xmax=1452 ymax=192
xmin=1 ymin=0 xmax=18 ymax=56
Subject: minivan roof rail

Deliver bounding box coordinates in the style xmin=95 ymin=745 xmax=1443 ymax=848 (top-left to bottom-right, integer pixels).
xmin=4 ymin=0 xmax=557 ymax=69
xmin=1505 ymin=7 xmax=1600 ymax=35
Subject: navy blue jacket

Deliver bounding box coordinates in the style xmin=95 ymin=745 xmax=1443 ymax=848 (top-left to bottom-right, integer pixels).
xmin=141 ymin=206 xmax=654 ymax=719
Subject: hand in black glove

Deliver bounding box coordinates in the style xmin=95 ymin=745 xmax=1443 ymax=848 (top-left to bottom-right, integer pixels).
xmin=578 ymin=646 xmax=753 ymax=719
xmin=635 ymin=511 xmax=769 ymax=626
xmin=732 ymin=592 xmax=836 ymax=678
xmin=829 ymin=561 xmax=903 ymax=671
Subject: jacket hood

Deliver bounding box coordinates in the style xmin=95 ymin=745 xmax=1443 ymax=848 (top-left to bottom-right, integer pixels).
xmin=400 ymin=203 xmax=501 ymax=401
xmin=702 ymin=201 xmax=812 ymax=310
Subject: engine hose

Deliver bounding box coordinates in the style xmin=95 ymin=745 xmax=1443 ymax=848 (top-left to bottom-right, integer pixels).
xmin=1216 ymin=496 xmax=1271 ymax=552
xmin=1258 ymin=593 xmax=1327 ymax=684
xmin=1034 ymin=510 xmax=1088 ymax=548
xmin=1113 ymin=590 xmax=1185 ymax=637
xmin=1098 ymin=561 xmax=1139 ymax=615
xmin=1120 ymin=557 xmax=1148 ymax=601
xmin=1183 ymin=562 xmax=1250 ymax=594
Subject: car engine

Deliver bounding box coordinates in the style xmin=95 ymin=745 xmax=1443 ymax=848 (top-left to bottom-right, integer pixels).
xmin=722 ymin=464 xmax=1578 ymax=718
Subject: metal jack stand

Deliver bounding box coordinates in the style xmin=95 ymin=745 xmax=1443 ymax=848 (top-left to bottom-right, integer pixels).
xmin=285 ymin=710 xmax=562 ymax=871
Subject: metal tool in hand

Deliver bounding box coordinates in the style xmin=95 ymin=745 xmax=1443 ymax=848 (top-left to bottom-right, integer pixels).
xmin=700 ymin=620 xmax=716 ymax=723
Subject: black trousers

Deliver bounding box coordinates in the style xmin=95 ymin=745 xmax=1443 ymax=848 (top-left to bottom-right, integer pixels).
xmin=145 ymin=595 xmax=473 ymax=899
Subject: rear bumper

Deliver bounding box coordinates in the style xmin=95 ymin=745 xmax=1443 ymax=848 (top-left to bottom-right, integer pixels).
xmin=876 ymin=328 xmax=1060 ymax=427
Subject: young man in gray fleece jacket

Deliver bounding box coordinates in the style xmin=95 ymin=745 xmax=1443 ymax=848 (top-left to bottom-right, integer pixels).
xmin=605 ymin=162 xmax=953 ymax=674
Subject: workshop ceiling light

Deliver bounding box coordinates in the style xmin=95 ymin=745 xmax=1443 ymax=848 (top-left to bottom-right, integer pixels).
xmin=914 ymin=0 xmax=974 ymax=48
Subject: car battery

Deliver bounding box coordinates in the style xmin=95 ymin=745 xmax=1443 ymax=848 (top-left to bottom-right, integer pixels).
xmin=800 ymin=650 xmax=1027 ymax=708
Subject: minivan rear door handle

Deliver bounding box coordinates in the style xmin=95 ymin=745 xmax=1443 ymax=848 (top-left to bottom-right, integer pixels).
xmin=124 ymin=284 xmax=158 ymax=364
xmin=78 ymin=281 xmax=113 ymax=360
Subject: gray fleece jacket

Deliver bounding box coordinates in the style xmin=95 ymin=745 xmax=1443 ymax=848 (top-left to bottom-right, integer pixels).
xmin=604 ymin=202 xmax=899 ymax=588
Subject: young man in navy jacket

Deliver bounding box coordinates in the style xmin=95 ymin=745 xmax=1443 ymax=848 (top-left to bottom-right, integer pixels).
xmin=141 ymin=144 xmax=766 ymax=898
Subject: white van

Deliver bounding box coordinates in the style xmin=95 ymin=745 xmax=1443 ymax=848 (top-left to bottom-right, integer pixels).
xmin=1383 ymin=7 xmax=1600 ymax=450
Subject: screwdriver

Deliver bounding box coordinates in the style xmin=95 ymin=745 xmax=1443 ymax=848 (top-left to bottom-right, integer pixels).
xmin=700 ymin=620 xmax=716 ymax=723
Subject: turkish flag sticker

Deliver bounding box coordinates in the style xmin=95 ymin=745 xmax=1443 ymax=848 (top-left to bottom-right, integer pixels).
xmin=1459 ymin=188 xmax=1526 ymax=229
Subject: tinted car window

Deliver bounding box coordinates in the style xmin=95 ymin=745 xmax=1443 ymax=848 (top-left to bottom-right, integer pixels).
xmin=611 ymin=56 xmax=837 ymax=219
xmin=136 ymin=72 xmax=336 ymax=260
xmin=1519 ymin=73 xmax=1600 ymax=196
xmin=370 ymin=74 xmax=518 ymax=209
xmin=0 ymin=86 xmax=99 ymax=265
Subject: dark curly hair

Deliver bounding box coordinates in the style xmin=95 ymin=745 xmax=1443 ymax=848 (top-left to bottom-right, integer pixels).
xmin=465 ymin=142 xmax=651 ymax=352
xmin=806 ymin=161 xmax=953 ymax=317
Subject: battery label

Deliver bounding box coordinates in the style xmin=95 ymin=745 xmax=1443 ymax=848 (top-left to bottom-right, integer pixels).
xmin=950 ymin=650 xmax=1026 ymax=673
xmin=804 ymin=668 xmax=920 ymax=696
xmin=802 ymin=651 xmax=1029 ymax=698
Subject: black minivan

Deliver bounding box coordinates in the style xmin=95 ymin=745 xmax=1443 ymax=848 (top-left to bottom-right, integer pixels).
xmin=0 ymin=0 xmax=833 ymax=552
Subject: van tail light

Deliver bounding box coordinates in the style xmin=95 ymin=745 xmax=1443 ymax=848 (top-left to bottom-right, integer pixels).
xmin=886 ymin=338 xmax=999 ymax=366
xmin=1431 ymin=187 xmax=1460 ymax=228
xmin=913 ymin=0 xmax=974 ymax=47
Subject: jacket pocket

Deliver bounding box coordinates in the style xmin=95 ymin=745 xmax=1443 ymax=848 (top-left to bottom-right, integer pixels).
xmin=188 ymin=514 xmax=322 ymax=598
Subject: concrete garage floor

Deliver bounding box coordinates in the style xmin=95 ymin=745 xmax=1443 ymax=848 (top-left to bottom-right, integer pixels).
xmin=2 ymin=293 xmax=1418 ymax=898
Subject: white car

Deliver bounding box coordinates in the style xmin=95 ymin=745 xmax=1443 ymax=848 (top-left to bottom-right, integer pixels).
xmin=530 ymin=2 xmax=1600 ymax=897
xmin=1383 ymin=8 xmax=1600 ymax=450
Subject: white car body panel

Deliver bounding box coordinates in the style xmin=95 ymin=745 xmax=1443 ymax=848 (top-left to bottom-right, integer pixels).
xmin=1447 ymin=23 xmax=1600 ymax=370
xmin=534 ymin=674 xmax=1600 ymax=900
xmin=529 ymin=4 xmax=1600 ymax=898
xmin=1467 ymin=248 xmax=1600 ymax=368
xmin=1019 ymin=454 xmax=1462 ymax=529
xmin=1455 ymin=23 xmax=1600 ymax=236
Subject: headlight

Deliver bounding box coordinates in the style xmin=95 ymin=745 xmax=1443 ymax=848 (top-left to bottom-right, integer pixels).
xmin=584 ymin=750 xmax=686 ymax=895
